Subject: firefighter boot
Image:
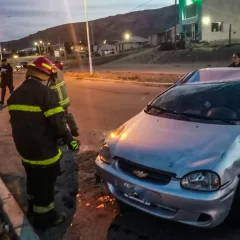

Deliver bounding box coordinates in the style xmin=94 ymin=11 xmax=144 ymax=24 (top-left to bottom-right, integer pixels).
xmin=52 ymin=212 xmax=67 ymax=226
xmin=27 ymin=195 xmax=34 ymax=213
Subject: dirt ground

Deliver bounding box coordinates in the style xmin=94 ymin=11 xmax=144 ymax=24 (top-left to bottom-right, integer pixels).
xmin=65 ymin=71 xmax=183 ymax=83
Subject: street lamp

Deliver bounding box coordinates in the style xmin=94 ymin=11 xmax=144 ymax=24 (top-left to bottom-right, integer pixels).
xmin=103 ymin=40 xmax=107 ymax=44
xmin=84 ymin=0 xmax=93 ymax=75
xmin=39 ymin=40 xmax=43 ymax=44
xmin=3 ymin=48 xmax=6 ymax=51
xmin=202 ymin=16 xmax=210 ymax=25
xmin=124 ymin=33 xmax=130 ymax=40
xmin=34 ymin=42 xmax=41 ymax=55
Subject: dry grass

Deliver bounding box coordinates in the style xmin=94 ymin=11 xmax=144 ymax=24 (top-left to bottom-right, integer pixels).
xmin=65 ymin=71 xmax=183 ymax=83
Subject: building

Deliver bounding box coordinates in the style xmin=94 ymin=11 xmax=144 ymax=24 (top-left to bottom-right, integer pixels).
xmin=148 ymin=25 xmax=179 ymax=46
xmin=115 ymin=36 xmax=148 ymax=53
xmin=179 ymin=0 xmax=240 ymax=42
xmin=94 ymin=44 xmax=115 ymax=56
xmin=72 ymin=45 xmax=88 ymax=52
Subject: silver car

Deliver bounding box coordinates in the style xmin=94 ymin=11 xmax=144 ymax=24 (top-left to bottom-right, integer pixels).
xmin=95 ymin=67 xmax=240 ymax=228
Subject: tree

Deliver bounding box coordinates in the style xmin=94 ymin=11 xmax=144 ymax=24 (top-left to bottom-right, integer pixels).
xmin=64 ymin=42 xmax=72 ymax=54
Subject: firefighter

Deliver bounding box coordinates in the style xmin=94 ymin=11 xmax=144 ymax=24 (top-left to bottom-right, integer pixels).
xmin=49 ymin=66 xmax=79 ymax=137
xmin=7 ymin=57 xmax=80 ymax=228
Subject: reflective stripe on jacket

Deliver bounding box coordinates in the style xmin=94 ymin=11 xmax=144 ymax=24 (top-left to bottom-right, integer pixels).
xmin=7 ymin=78 xmax=72 ymax=167
xmin=50 ymin=69 xmax=70 ymax=109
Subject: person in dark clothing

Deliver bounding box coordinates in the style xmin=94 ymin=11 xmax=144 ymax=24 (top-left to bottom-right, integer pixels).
xmin=7 ymin=57 xmax=80 ymax=228
xmin=229 ymin=53 xmax=240 ymax=67
xmin=0 ymin=59 xmax=14 ymax=105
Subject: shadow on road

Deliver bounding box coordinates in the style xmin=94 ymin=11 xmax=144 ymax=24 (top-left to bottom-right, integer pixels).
xmin=107 ymin=210 xmax=240 ymax=240
xmin=0 ymin=148 xmax=80 ymax=240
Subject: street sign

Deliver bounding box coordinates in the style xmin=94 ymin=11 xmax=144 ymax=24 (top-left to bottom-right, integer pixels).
xmin=54 ymin=50 xmax=60 ymax=57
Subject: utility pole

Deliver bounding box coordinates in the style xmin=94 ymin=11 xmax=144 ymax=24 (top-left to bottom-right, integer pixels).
xmin=229 ymin=24 xmax=232 ymax=45
xmin=58 ymin=37 xmax=62 ymax=61
xmin=174 ymin=0 xmax=177 ymax=51
xmin=84 ymin=0 xmax=93 ymax=75
xmin=91 ymin=22 xmax=95 ymax=53
xmin=0 ymin=43 xmax=2 ymax=60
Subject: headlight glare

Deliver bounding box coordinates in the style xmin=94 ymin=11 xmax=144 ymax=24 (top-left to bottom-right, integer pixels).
xmin=181 ymin=171 xmax=220 ymax=192
xmin=99 ymin=143 xmax=112 ymax=164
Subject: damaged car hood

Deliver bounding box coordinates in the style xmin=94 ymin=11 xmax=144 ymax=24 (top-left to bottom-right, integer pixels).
xmin=108 ymin=112 xmax=240 ymax=177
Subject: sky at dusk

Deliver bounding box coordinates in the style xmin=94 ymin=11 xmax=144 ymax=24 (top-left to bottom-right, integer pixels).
xmin=0 ymin=0 xmax=172 ymax=42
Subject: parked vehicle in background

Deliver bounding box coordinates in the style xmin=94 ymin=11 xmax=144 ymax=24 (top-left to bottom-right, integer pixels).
xmin=15 ymin=62 xmax=28 ymax=71
xmin=96 ymin=67 xmax=240 ymax=228
xmin=52 ymin=60 xmax=64 ymax=70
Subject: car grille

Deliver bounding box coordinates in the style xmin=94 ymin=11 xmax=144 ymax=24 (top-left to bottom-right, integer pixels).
xmin=115 ymin=157 xmax=176 ymax=184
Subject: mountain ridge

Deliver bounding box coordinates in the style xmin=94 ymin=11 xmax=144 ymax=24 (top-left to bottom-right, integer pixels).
xmin=2 ymin=4 xmax=177 ymax=50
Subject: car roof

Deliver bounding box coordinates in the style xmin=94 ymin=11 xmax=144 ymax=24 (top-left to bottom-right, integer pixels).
xmin=184 ymin=67 xmax=240 ymax=84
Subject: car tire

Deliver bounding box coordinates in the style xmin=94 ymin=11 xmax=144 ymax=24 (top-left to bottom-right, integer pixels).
xmin=117 ymin=200 xmax=136 ymax=215
xmin=225 ymin=181 xmax=240 ymax=227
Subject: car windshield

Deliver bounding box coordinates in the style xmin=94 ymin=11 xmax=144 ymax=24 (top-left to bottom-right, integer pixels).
xmin=184 ymin=68 xmax=240 ymax=84
xmin=147 ymin=81 xmax=240 ymax=124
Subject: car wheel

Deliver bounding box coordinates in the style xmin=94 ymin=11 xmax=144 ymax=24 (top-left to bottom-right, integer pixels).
xmin=225 ymin=181 xmax=240 ymax=227
xmin=117 ymin=200 xmax=136 ymax=215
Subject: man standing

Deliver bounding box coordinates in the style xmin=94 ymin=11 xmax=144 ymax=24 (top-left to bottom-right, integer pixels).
xmin=229 ymin=53 xmax=240 ymax=67
xmin=7 ymin=57 xmax=79 ymax=228
xmin=0 ymin=59 xmax=14 ymax=105
xmin=49 ymin=67 xmax=79 ymax=137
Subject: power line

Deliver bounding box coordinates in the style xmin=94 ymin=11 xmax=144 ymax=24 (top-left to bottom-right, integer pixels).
xmin=95 ymin=0 xmax=156 ymax=41
xmin=131 ymin=0 xmax=154 ymax=12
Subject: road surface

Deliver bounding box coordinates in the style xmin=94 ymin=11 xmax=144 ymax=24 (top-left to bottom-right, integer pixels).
xmin=0 ymin=74 xmax=239 ymax=240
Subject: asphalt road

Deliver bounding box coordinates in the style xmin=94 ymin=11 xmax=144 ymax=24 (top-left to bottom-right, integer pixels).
xmin=0 ymin=74 xmax=240 ymax=240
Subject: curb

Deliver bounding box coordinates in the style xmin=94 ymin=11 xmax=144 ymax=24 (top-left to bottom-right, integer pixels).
xmin=69 ymin=77 xmax=174 ymax=87
xmin=0 ymin=178 xmax=39 ymax=240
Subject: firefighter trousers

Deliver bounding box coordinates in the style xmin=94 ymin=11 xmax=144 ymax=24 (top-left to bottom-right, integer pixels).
xmin=1 ymin=80 xmax=14 ymax=103
xmin=64 ymin=108 xmax=79 ymax=137
xmin=24 ymin=163 xmax=61 ymax=227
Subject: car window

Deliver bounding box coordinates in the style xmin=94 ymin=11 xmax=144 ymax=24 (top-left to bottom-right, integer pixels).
xmin=186 ymin=69 xmax=240 ymax=84
xmin=148 ymin=82 xmax=240 ymax=123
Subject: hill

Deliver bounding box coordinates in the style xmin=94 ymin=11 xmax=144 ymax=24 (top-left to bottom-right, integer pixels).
xmin=2 ymin=5 xmax=177 ymax=50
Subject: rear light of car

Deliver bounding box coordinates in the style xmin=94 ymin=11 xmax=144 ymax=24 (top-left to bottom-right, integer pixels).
xmin=60 ymin=62 xmax=63 ymax=65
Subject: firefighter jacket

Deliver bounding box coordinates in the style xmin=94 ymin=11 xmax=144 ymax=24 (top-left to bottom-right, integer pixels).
xmin=49 ymin=68 xmax=70 ymax=109
xmin=1 ymin=63 xmax=13 ymax=85
xmin=7 ymin=77 xmax=72 ymax=167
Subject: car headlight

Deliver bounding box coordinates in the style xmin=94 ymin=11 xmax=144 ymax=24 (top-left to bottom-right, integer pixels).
xmin=181 ymin=171 xmax=220 ymax=192
xmin=110 ymin=125 xmax=125 ymax=138
xmin=99 ymin=143 xmax=112 ymax=164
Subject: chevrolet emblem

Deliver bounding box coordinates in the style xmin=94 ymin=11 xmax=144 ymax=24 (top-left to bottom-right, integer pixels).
xmin=133 ymin=170 xmax=148 ymax=178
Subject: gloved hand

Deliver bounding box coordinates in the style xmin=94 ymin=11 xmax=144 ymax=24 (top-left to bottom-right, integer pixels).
xmin=67 ymin=139 xmax=80 ymax=151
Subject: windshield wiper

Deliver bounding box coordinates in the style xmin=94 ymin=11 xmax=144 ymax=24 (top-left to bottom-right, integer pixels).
xmin=146 ymin=105 xmax=190 ymax=120
xmin=179 ymin=112 xmax=237 ymax=124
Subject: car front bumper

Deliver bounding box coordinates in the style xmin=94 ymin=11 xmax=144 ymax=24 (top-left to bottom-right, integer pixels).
xmin=95 ymin=157 xmax=238 ymax=228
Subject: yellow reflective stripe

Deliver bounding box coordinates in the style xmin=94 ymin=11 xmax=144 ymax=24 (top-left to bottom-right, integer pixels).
xmin=44 ymin=106 xmax=64 ymax=117
xmin=33 ymin=202 xmax=54 ymax=214
xmin=59 ymin=97 xmax=70 ymax=106
xmin=57 ymin=87 xmax=64 ymax=102
xmin=50 ymin=81 xmax=65 ymax=89
xmin=29 ymin=63 xmax=36 ymax=67
xmin=22 ymin=149 xmax=62 ymax=166
xmin=8 ymin=105 xmax=41 ymax=112
xmin=42 ymin=63 xmax=52 ymax=70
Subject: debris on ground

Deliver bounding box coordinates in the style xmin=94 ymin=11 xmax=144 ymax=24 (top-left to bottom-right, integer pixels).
xmin=0 ymin=213 xmax=13 ymax=240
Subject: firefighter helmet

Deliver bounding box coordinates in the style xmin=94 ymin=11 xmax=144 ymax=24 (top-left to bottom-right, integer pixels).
xmin=28 ymin=57 xmax=56 ymax=77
